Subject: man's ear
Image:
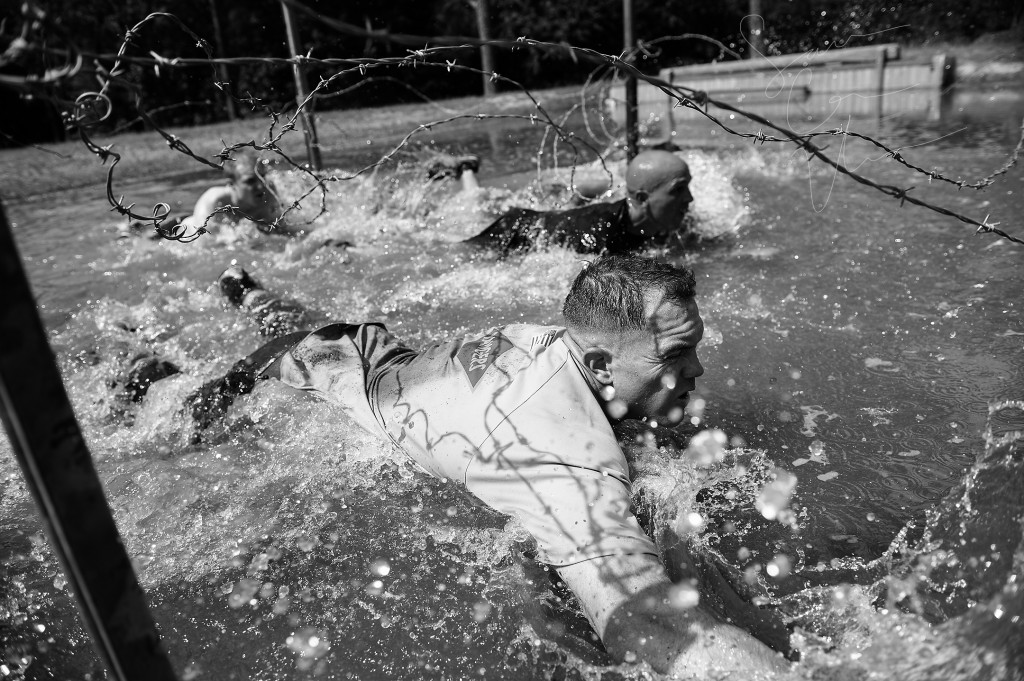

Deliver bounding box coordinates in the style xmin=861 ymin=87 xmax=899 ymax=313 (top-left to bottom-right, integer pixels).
xmin=582 ymin=347 xmax=614 ymax=385
xmin=631 ymin=189 xmax=649 ymax=206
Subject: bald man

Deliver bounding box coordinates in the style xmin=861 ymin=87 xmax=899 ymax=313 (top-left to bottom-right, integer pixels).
xmin=465 ymin=150 xmax=693 ymax=256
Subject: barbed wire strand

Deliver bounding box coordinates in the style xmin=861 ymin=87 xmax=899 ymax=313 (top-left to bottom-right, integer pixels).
xmin=92 ymin=38 xmax=1024 ymax=199
xmin=18 ymin=12 xmax=1023 ymax=245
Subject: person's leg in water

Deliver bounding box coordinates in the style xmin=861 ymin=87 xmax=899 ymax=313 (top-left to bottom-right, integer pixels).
xmin=218 ymin=265 xmax=314 ymax=339
xmin=186 ymin=265 xmax=316 ymax=436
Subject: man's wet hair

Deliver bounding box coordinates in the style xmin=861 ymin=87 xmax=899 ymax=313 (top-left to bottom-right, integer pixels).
xmin=562 ymin=255 xmax=696 ymax=334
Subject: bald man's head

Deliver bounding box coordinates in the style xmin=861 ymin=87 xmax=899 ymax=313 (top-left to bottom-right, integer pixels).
xmin=626 ymin=150 xmax=690 ymax=194
xmin=625 ymin=150 xmax=693 ymax=235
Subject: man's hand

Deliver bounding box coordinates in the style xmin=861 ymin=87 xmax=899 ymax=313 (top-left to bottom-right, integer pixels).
xmin=688 ymin=545 xmax=795 ymax=657
xmin=556 ymin=552 xmax=792 ymax=678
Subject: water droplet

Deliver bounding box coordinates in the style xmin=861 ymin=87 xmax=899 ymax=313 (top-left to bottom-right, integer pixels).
xmin=766 ymin=555 xmax=792 ymax=578
xmin=676 ymin=511 xmax=705 ymax=534
xmin=667 ymin=582 xmax=700 ymax=609
xmin=473 ymin=601 xmax=492 ymax=622
xmin=286 ymin=626 xmax=330 ymax=659
xmin=227 ymin=579 xmax=260 ymax=609
xmin=683 ymin=429 xmax=728 ymax=467
xmin=607 ymin=398 xmax=628 ymax=419
xmin=688 ymin=397 xmax=706 ymax=418
xmin=370 ymin=559 xmax=391 ymax=577
xmin=743 ymin=565 xmax=761 ymax=584
xmin=756 ymin=468 xmax=797 ymax=520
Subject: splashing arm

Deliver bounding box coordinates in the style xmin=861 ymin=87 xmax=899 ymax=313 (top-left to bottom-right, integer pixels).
xmin=556 ymin=553 xmax=791 ymax=678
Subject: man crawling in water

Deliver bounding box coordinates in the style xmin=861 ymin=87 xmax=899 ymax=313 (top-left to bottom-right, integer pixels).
xmin=117 ymin=254 xmax=794 ymax=678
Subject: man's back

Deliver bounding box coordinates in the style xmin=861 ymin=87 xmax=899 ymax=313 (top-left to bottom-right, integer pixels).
xmin=369 ymin=325 xmax=618 ymax=475
xmin=464 ymin=200 xmax=644 ymax=256
xmin=363 ymin=323 xmax=656 ymax=565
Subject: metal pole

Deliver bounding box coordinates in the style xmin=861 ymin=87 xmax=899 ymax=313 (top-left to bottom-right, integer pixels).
xmin=875 ymin=46 xmax=887 ymax=125
xmin=623 ymin=0 xmax=638 ymax=160
xmin=280 ymin=0 xmax=323 ymax=170
xmin=748 ymin=0 xmax=765 ymax=59
xmin=209 ymin=0 xmax=237 ymax=121
xmin=0 ymin=200 xmax=178 ymax=681
xmin=473 ymin=0 xmax=496 ymax=97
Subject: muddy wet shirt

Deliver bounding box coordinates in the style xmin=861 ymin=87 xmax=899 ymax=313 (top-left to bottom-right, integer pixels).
xmin=276 ymin=322 xmax=658 ymax=566
xmin=464 ymin=199 xmax=647 ymax=256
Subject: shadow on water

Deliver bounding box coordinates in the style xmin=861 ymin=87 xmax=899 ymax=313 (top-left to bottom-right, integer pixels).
xmin=1 ymin=79 xmax=1022 ymax=679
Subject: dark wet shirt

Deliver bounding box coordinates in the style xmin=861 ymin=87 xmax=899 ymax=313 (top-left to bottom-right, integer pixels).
xmin=464 ymin=199 xmax=647 ymax=256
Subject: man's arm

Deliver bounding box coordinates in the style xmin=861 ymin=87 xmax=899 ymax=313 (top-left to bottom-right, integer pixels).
xmin=556 ymin=552 xmax=791 ymax=678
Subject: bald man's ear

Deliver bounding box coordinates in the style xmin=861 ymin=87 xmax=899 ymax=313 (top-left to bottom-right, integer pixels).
xmin=631 ymin=190 xmax=649 ymax=205
xmin=582 ymin=347 xmax=614 ymax=385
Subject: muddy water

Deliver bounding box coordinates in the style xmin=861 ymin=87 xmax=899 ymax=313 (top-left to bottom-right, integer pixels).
xmin=1 ymin=92 xmax=1022 ymax=680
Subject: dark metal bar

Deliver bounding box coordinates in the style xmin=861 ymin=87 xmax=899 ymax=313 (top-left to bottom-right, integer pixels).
xmin=474 ymin=0 xmax=496 ymax=97
xmin=208 ymin=0 xmax=237 ymax=121
xmin=748 ymin=0 xmax=765 ymax=59
xmin=875 ymin=46 xmax=888 ymax=125
xmin=0 ymin=200 xmax=178 ymax=681
xmin=281 ymin=0 xmax=323 ymax=170
xmin=623 ymin=0 xmax=638 ymax=160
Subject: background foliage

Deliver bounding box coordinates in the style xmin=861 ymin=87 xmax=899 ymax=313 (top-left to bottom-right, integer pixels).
xmin=1 ymin=0 xmax=1022 ymax=144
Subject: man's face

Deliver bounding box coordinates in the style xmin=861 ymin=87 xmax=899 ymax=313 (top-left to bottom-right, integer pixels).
xmin=237 ymin=172 xmax=269 ymax=202
xmin=642 ymin=171 xmax=693 ymax=234
xmin=233 ymin=171 xmax=282 ymax=221
xmin=608 ymin=294 xmax=704 ymax=426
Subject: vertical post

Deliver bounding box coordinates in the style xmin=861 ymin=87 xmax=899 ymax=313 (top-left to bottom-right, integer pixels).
xmin=665 ymin=71 xmax=676 ymax=142
xmin=748 ymin=0 xmax=765 ymax=59
xmin=874 ymin=45 xmax=887 ymax=125
xmin=280 ymin=0 xmax=322 ymax=170
xmin=472 ymin=0 xmax=497 ymax=97
xmin=623 ymin=0 xmax=638 ymax=160
xmin=208 ymin=0 xmax=237 ymax=121
xmin=0 ymin=201 xmax=178 ymax=681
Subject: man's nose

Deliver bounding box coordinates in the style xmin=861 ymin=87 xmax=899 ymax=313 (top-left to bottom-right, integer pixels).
xmin=684 ymin=354 xmax=704 ymax=379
